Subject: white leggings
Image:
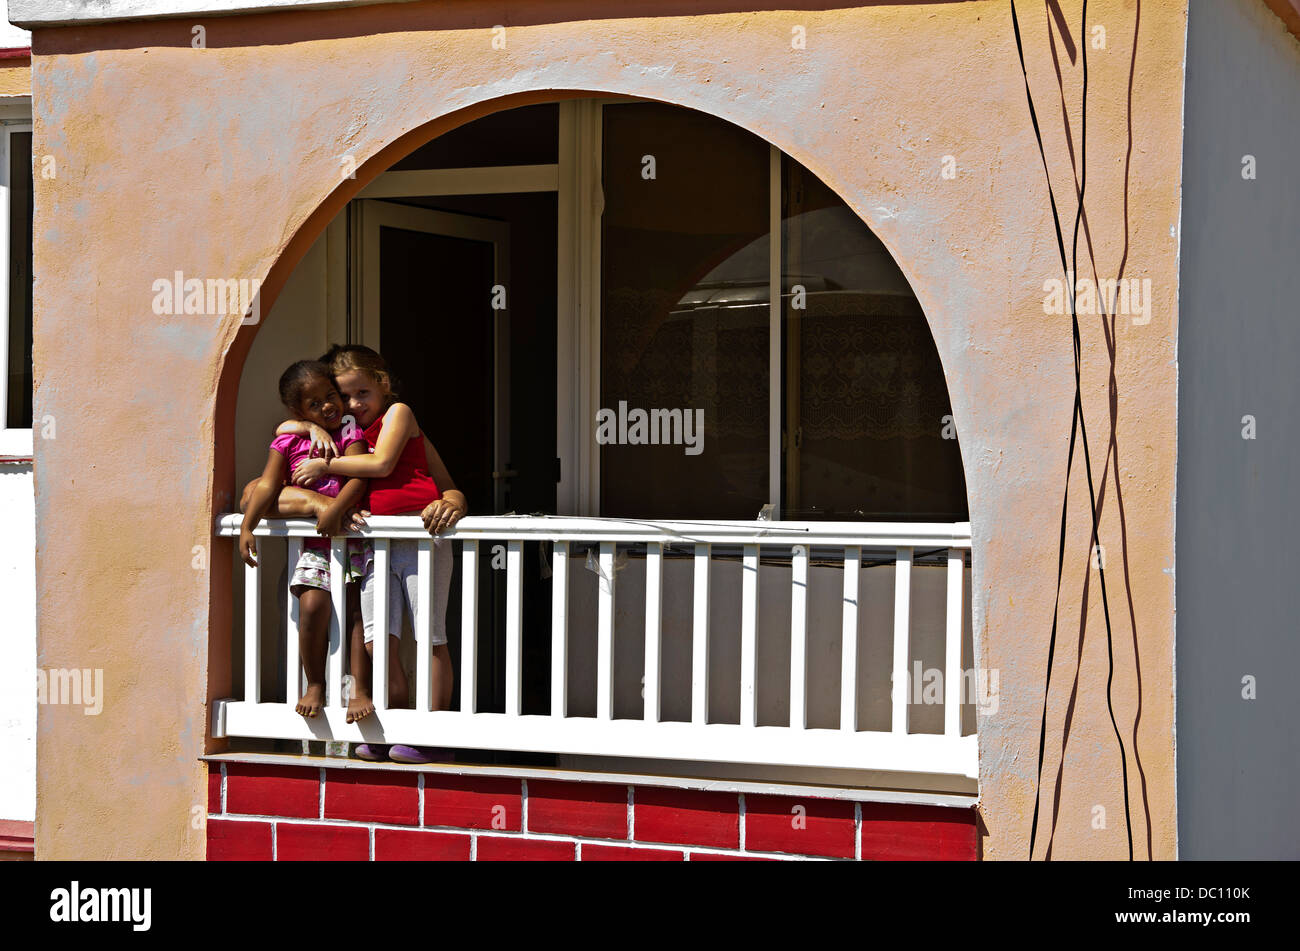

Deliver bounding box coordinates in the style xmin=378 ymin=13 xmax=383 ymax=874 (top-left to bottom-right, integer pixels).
xmin=360 ymin=537 xmax=452 ymax=646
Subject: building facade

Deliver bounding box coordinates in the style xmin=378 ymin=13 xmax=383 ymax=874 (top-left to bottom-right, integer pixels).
xmin=8 ymin=0 xmax=1298 ymax=860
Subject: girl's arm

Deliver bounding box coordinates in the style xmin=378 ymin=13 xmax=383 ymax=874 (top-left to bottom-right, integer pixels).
xmin=275 ymin=419 xmax=340 ymax=460
xmin=315 ymin=440 xmax=370 ymax=537
xmin=293 ymin=403 xmax=417 ymax=484
xmin=420 ymin=435 xmax=468 ymax=534
xmin=240 ymin=449 xmax=288 ymax=566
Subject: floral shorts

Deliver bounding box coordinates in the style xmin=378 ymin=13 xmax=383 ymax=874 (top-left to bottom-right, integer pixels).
xmin=289 ymin=538 xmax=373 ymax=594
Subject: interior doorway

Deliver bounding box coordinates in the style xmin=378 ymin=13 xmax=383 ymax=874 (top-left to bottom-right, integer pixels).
xmin=350 ymin=189 xmax=558 ymax=718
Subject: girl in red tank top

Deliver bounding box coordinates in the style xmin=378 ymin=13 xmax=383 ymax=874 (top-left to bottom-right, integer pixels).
xmin=290 ymin=345 xmax=467 ymax=763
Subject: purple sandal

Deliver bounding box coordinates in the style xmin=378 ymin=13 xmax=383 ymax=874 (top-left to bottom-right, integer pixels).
xmin=388 ymin=745 xmax=454 ymax=764
xmin=354 ymin=743 xmax=390 ymax=762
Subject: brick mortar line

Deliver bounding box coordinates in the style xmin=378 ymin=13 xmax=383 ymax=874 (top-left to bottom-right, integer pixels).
xmin=738 ymin=792 xmax=746 ymax=851
xmin=855 ymin=801 xmax=862 ymax=861
xmin=209 ymin=813 xmax=838 ymax=859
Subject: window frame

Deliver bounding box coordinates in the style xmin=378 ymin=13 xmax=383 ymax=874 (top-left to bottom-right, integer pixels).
xmin=0 ymin=107 xmax=32 ymax=458
xmin=574 ymin=100 xmax=786 ymax=518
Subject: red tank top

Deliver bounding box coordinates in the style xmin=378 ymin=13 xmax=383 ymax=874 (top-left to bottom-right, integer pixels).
xmin=364 ymin=411 xmax=441 ymax=515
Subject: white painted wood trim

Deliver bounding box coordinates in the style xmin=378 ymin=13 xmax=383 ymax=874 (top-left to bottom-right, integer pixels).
xmin=10 ymin=0 xmax=422 ymax=27
xmin=285 ymin=537 xmax=302 ymax=704
xmin=357 ymin=165 xmax=558 ymax=199
xmin=740 ymin=544 xmax=760 ymax=729
xmin=891 ymin=547 xmax=913 ymax=735
xmin=0 ymin=122 xmax=32 ymax=451
xmin=415 ymin=539 xmax=433 ymax=712
xmin=505 ymin=539 xmax=523 ymax=716
xmin=790 ymin=544 xmax=809 ymax=730
xmin=840 ymin=547 xmax=860 ymax=732
xmin=945 ymin=548 xmax=965 ymax=738
xmin=643 ymin=541 xmax=663 ymax=723
xmin=216 ymin=702 xmax=979 ymax=779
xmin=243 ymin=558 xmax=260 ymax=703
xmin=549 ymin=541 xmax=567 ymax=718
xmin=459 ymin=540 xmax=478 ymax=714
xmin=216 ymin=513 xmax=973 ymax=548
xmin=372 ymin=538 xmax=389 ymax=711
xmin=768 ymin=145 xmax=782 ymax=517
xmin=328 ymin=537 xmax=346 ymax=708
xmin=691 ymin=543 xmax=710 ymax=725
xmin=596 ymin=540 xmax=615 ymax=720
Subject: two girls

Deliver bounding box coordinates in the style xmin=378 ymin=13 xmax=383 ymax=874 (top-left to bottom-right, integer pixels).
xmin=289 ymin=345 xmax=467 ymax=763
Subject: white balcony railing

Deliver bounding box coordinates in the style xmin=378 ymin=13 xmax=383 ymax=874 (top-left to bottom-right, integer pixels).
xmin=213 ymin=515 xmax=977 ymax=779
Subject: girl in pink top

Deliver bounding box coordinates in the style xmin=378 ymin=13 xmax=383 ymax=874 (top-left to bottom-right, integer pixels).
xmin=240 ymin=360 xmax=370 ymax=718
xmin=291 ymin=345 xmax=467 ymax=763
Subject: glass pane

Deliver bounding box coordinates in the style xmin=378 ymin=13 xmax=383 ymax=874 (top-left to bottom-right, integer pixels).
xmin=781 ymin=155 xmax=967 ymax=520
xmin=600 ymin=103 xmax=770 ymax=519
xmin=391 ymin=103 xmax=558 ymax=170
xmin=7 ymin=130 xmax=32 ymax=430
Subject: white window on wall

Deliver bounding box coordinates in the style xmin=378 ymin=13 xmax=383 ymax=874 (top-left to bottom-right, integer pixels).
xmin=0 ymin=117 xmax=32 ymax=457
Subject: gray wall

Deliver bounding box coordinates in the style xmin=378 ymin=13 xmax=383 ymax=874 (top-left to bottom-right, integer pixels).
xmin=1177 ymin=0 xmax=1300 ymax=859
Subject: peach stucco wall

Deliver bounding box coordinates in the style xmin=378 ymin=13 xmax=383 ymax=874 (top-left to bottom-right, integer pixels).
xmin=31 ymin=0 xmax=1187 ymax=859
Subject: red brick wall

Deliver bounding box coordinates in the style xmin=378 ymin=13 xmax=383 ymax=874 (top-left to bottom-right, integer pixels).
xmin=206 ymin=762 xmax=978 ymax=861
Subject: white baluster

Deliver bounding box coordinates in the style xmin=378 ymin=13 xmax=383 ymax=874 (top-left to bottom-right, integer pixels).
xmin=285 ymin=537 xmax=302 ymax=704
xmin=840 ymin=546 xmax=860 ymax=732
xmin=597 ymin=541 xmax=616 ymax=720
xmin=740 ymin=544 xmax=759 ymax=729
xmin=415 ymin=539 xmax=433 ymax=712
xmin=692 ymin=543 xmax=710 ymax=725
xmin=505 ymin=540 xmax=523 ymax=717
xmin=790 ymin=544 xmax=809 ymax=730
xmin=329 ymin=537 xmax=346 ymax=708
xmin=643 ymin=542 xmax=663 ymax=723
xmin=460 ymin=540 xmax=478 ymax=715
xmin=892 ymin=546 xmax=913 ymax=735
xmin=550 ymin=541 xmax=567 ymax=718
xmin=371 ymin=538 xmax=389 ymax=712
xmin=945 ymin=548 xmax=965 ymax=737
xmin=244 ymin=554 xmax=261 ymax=703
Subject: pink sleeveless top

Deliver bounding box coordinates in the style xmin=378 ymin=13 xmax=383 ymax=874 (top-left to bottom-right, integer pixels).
xmin=364 ymin=412 xmax=441 ymax=515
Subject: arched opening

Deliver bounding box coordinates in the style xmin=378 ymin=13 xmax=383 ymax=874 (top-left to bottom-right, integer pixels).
xmin=219 ymin=95 xmax=974 ymax=789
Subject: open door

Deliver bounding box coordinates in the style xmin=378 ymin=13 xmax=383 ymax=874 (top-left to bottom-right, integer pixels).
xmin=354 ymin=199 xmax=513 ymax=513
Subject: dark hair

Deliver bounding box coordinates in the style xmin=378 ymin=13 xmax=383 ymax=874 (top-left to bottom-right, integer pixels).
xmin=318 ymin=343 xmax=399 ymax=396
xmin=278 ymin=359 xmax=333 ymax=408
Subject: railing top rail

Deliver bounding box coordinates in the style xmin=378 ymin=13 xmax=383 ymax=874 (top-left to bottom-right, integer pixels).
xmin=215 ymin=513 xmax=972 ymax=548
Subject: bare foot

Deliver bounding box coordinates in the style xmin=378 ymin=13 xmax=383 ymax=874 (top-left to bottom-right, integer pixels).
xmin=296 ymin=683 xmax=325 ymax=718
xmin=347 ymin=691 xmax=375 ymax=724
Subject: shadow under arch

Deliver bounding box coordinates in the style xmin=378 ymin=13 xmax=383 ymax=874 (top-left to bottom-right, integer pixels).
xmin=207 ymin=85 xmax=975 ymax=742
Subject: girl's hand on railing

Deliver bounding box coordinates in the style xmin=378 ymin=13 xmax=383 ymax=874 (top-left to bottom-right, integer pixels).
xmin=421 ymin=495 xmax=467 ymax=535
xmin=239 ymin=528 xmax=258 ymax=567
xmin=305 ymin=422 xmax=340 ymax=460
xmin=347 ymin=508 xmax=370 ymax=533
